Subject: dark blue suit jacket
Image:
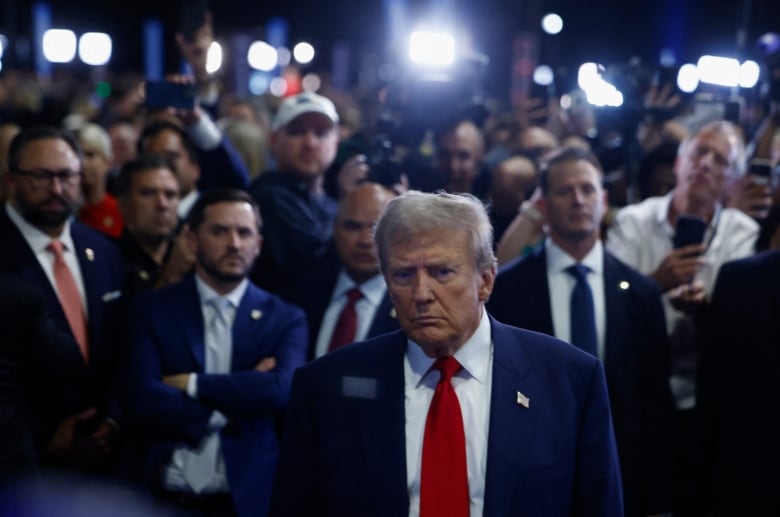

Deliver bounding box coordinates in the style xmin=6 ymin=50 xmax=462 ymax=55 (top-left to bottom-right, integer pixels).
xmin=121 ymin=275 xmax=307 ymax=517
xmin=285 ymin=249 xmax=399 ymax=359
xmin=270 ymin=317 xmax=623 ymax=517
xmin=697 ymin=250 xmax=780 ymax=515
xmin=488 ymin=246 xmax=674 ymax=516
xmin=0 ymin=209 xmax=125 ymax=445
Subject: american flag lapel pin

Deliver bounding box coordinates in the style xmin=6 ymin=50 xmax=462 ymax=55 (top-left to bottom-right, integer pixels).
xmin=516 ymin=391 xmax=530 ymax=408
xmin=251 ymin=309 xmax=262 ymax=320
xmin=85 ymin=248 xmax=95 ymax=262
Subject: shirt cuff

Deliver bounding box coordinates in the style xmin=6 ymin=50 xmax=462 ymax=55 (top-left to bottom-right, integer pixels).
xmin=186 ymin=373 xmax=198 ymax=398
xmin=187 ymin=113 xmax=222 ymax=151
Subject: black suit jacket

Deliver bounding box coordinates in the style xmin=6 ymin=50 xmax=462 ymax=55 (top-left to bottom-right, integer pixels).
xmin=488 ymin=245 xmax=675 ymax=516
xmin=285 ymin=249 xmax=399 ymax=360
xmin=697 ymin=250 xmax=780 ymax=515
xmin=0 ymin=208 xmax=126 ymax=455
xmin=0 ymin=275 xmax=84 ymax=479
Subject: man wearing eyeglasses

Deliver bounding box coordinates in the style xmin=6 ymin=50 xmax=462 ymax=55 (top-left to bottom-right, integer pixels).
xmin=0 ymin=125 xmax=125 ymax=475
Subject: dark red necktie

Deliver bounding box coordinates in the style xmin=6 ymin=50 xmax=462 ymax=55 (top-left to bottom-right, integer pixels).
xmin=420 ymin=356 xmax=469 ymax=517
xmin=328 ymin=287 xmax=363 ymax=351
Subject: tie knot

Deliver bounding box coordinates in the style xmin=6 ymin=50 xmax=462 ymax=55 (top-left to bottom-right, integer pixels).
xmin=345 ymin=287 xmax=363 ymax=305
xmin=433 ymin=356 xmax=461 ymax=382
xmin=208 ymin=297 xmax=231 ymax=314
xmin=47 ymin=239 xmax=64 ymax=258
xmin=566 ymin=263 xmax=590 ymax=281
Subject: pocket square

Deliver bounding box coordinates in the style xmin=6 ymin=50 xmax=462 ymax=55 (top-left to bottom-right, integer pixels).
xmin=101 ymin=290 xmax=122 ymax=302
xmin=341 ymin=376 xmax=378 ymax=399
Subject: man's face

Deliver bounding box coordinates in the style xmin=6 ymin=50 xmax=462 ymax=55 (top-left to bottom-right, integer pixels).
xmin=272 ymin=113 xmax=338 ymax=180
xmin=9 ymin=137 xmax=82 ymax=234
xmin=142 ymin=129 xmax=200 ymax=196
xmin=192 ymin=201 xmax=262 ymax=287
xmin=540 ymin=159 xmax=607 ymax=244
xmin=675 ymin=128 xmax=736 ymax=207
xmin=334 ymin=184 xmax=394 ymax=284
xmin=437 ymin=123 xmax=484 ymax=193
xmin=120 ymin=167 xmax=180 ymax=242
xmin=384 ymin=229 xmax=495 ymax=358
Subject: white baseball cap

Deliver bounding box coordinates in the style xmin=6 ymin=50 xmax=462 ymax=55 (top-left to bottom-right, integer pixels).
xmin=271 ymin=91 xmax=339 ymax=132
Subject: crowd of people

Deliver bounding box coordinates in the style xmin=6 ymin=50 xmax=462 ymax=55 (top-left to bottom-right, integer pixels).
xmin=2 ymin=5 xmax=780 ymax=517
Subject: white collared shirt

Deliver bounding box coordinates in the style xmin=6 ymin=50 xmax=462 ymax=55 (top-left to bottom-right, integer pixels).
xmin=164 ymin=275 xmax=248 ymax=494
xmin=545 ymin=238 xmax=606 ymax=360
xmin=314 ymin=271 xmax=388 ymax=358
xmin=5 ymin=202 xmax=88 ymax=315
xmin=405 ymin=308 xmax=493 ymax=517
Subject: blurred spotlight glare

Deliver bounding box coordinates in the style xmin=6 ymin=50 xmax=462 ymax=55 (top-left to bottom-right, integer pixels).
xmin=739 ymin=60 xmax=760 ymax=88
xmin=578 ymin=62 xmax=623 ymax=107
xmin=293 ymin=42 xmax=315 ymax=64
xmin=276 ymin=47 xmax=291 ymax=67
xmin=409 ymin=31 xmax=455 ymax=66
xmin=206 ymin=41 xmax=222 ymax=74
xmin=533 ymin=65 xmax=554 ymax=86
xmin=248 ymin=41 xmax=277 ymax=71
xmin=677 ymin=63 xmax=699 ymax=93
xmin=43 ymin=29 xmax=77 ymax=63
xmin=0 ymin=34 xmax=6 ymax=59
xmin=697 ymin=55 xmax=740 ymax=87
xmin=78 ymin=32 xmax=112 ymax=66
xmin=541 ymin=14 xmax=563 ymax=35
xmin=302 ymin=73 xmax=322 ymax=92
xmin=249 ymin=72 xmax=271 ymax=95
xmin=269 ymin=77 xmax=288 ymax=97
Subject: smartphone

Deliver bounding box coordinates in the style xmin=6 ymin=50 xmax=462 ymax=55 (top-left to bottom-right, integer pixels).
xmin=145 ymin=81 xmax=196 ymax=110
xmin=673 ymin=215 xmax=707 ymax=249
xmin=749 ymin=158 xmax=773 ymax=186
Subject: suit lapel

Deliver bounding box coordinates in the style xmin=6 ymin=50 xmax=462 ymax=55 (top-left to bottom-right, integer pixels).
xmin=602 ymin=253 xmax=630 ymax=376
xmin=525 ymin=249 xmax=555 ymax=334
xmin=484 ymin=319 xmax=535 ymax=516
xmin=177 ymin=277 xmax=207 ymax=370
xmin=355 ymin=334 xmax=409 ymax=510
xmin=230 ymin=285 xmax=270 ymax=368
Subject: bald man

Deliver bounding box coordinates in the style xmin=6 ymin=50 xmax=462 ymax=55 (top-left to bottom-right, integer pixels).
xmin=487 ymin=154 xmax=538 ymax=243
xmin=287 ymin=182 xmax=400 ymax=359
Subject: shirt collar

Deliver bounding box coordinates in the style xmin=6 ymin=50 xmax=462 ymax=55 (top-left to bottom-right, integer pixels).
xmin=406 ymin=308 xmax=492 ymax=387
xmin=6 ymin=201 xmax=75 ymax=255
xmin=545 ymin=237 xmax=604 ymax=274
xmin=195 ymin=274 xmax=248 ymax=308
xmin=334 ymin=269 xmax=387 ymax=307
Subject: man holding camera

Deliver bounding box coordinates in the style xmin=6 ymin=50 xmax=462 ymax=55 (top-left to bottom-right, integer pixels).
xmin=606 ymin=120 xmax=758 ymax=513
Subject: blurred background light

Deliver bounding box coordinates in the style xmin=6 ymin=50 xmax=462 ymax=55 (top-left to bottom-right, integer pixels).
xmin=248 ymin=41 xmax=277 ymax=71
xmin=78 ymin=32 xmax=112 ymax=66
xmin=408 ymin=31 xmax=455 ymax=66
xmin=541 ymin=14 xmax=563 ymax=35
xmin=43 ymin=29 xmax=77 ymax=63
xmin=293 ymin=42 xmax=315 ymax=64
xmin=206 ymin=41 xmax=222 ymax=74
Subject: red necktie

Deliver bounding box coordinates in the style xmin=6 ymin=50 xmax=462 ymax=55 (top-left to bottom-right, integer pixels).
xmin=420 ymin=356 xmax=469 ymax=517
xmin=328 ymin=287 xmax=363 ymax=352
xmin=48 ymin=239 xmax=89 ymax=363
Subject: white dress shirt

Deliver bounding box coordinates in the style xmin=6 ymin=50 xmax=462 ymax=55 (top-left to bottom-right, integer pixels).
xmin=164 ymin=275 xmax=248 ymax=494
xmin=314 ymin=271 xmax=388 ymax=358
xmin=6 ymin=202 xmax=88 ymax=315
xmin=405 ymin=309 xmax=493 ymax=517
xmin=607 ymin=193 xmax=758 ymax=409
xmin=545 ymin=238 xmax=607 ymax=360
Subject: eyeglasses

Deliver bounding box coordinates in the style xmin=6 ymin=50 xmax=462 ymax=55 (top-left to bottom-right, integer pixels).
xmin=12 ymin=168 xmax=82 ymax=189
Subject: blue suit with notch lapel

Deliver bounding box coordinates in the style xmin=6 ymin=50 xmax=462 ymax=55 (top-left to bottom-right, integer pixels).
xmin=121 ymin=274 xmax=307 ymax=517
xmin=270 ymin=316 xmax=623 ymax=516
xmin=0 ymin=207 xmax=125 ymax=450
xmin=487 ymin=245 xmax=675 ymax=516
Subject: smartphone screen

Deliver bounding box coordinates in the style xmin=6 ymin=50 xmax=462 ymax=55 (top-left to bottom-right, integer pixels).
xmin=749 ymin=158 xmax=773 ymax=186
xmin=145 ymin=81 xmax=196 ymax=110
xmin=673 ymin=215 xmax=707 ymax=249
